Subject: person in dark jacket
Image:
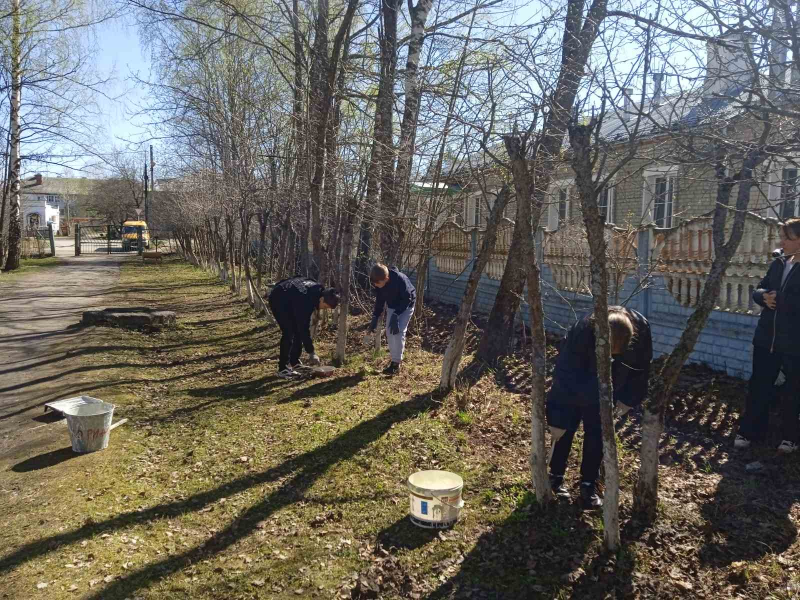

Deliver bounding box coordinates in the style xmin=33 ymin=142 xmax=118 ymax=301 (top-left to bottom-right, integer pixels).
xmin=547 ymin=306 xmax=652 ymax=509
xmin=268 ymin=277 xmax=339 ymax=379
xmin=366 ymin=263 xmax=416 ymax=375
xmin=735 ymin=218 xmax=800 ymax=453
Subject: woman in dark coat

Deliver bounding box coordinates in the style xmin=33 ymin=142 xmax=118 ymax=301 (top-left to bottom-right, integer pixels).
xmin=547 ymin=306 xmax=653 ymax=509
xmin=735 ymin=218 xmax=800 ymax=453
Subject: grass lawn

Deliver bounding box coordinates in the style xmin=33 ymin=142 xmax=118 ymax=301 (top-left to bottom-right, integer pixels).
xmin=1 ymin=257 xmax=799 ymax=599
xmin=0 ymin=256 xmax=61 ymax=279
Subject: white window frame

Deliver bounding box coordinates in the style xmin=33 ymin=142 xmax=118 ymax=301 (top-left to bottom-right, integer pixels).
xmin=767 ymin=162 xmax=800 ymax=220
xmin=642 ymin=165 xmax=679 ymax=228
xmin=463 ymin=193 xmax=481 ymax=228
xmin=547 ymin=179 xmax=574 ymax=231
xmin=598 ymin=183 xmax=616 ymax=224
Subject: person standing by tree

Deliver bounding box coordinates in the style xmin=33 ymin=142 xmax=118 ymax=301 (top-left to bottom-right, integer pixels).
xmin=735 ymin=218 xmax=800 ymax=453
xmin=366 ymin=263 xmax=416 ymax=375
xmin=547 ymin=307 xmax=652 ymax=509
xmin=268 ymin=277 xmax=339 ymax=379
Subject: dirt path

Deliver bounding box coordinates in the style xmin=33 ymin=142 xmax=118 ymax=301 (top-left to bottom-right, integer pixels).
xmin=0 ymin=240 xmax=132 ymax=460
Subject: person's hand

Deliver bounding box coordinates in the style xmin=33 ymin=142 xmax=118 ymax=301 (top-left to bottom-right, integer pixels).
xmin=389 ymin=313 xmax=400 ymax=335
xmin=309 ymin=354 xmax=321 ymax=366
xmin=763 ymin=291 xmax=777 ymax=310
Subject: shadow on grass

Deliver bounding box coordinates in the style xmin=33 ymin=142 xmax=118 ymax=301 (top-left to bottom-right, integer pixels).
xmin=376 ymin=516 xmax=440 ymax=551
xmin=279 ymin=373 xmax=365 ymax=404
xmin=698 ymin=455 xmax=799 ymax=568
xmin=0 ymin=388 xmax=445 ymax=600
xmin=11 ymin=446 xmax=77 ymax=472
xmin=426 ymin=499 xmax=601 ymax=599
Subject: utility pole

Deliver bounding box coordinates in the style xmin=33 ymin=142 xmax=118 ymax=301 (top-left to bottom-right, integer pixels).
xmin=149 ymin=145 xmax=155 ymax=224
xmin=143 ymin=153 xmax=149 ymax=224
xmin=4 ymin=0 xmax=23 ymax=271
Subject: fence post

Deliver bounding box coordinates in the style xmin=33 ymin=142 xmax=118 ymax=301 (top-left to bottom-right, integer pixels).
xmin=137 ymin=227 xmax=144 ymax=256
xmin=637 ymin=227 xmax=652 ymax=319
xmin=107 ymin=225 xmax=112 ymax=255
xmin=470 ymin=228 xmax=478 ymax=264
xmin=75 ymin=224 xmax=81 ymax=256
xmin=535 ymin=226 xmax=544 ymax=266
xmin=47 ymin=223 xmax=55 ymax=256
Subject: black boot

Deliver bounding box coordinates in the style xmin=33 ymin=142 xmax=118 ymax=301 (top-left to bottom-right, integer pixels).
xmin=579 ymin=481 xmax=603 ymax=510
xmin=550 ymin=474 xmax=570 ymax=500
xmin=382 ymin=362 xmax=400 ymax=376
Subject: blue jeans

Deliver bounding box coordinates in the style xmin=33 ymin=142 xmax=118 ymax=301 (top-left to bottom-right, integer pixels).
xmin=386 ymin=306 xmax=414 ymax=363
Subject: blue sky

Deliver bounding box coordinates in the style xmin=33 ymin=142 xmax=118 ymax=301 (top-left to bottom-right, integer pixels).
xmin=77 ymin=16 xmax=153 ymax=174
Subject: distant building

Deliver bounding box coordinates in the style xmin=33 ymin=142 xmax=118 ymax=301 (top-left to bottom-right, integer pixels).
xmin=21 ymin=174 xmax=95 ymax=234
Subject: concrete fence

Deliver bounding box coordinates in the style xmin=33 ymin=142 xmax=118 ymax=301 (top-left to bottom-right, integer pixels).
xmin=406 ymin=212 xmax=784 ymax=379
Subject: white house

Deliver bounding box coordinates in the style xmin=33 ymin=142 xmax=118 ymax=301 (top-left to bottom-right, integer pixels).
xmin=20 ymin=174 xmax=93 ymax=233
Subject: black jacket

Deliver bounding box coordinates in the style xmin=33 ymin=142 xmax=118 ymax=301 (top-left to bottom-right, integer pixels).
xmin=548 ymin=307 xmax=653 ymax=408
xmin=752 ymin=257 xmax=800 ymax=355
xmin=371 ymin=268 xmax=416 ymax=326
xmin=268 ymin=277 xmax=323 ymax=355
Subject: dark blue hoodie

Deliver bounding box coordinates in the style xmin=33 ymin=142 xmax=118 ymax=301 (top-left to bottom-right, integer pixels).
xmin=371 ymin=267 xmax=416 ymax=327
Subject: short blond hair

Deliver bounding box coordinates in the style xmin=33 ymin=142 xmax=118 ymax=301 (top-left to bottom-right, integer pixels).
xmin=370 ymin=263 xmax=389 ymax=284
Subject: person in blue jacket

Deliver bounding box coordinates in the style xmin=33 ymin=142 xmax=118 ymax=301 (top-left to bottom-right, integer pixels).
xmin=366 ymin=263 xmax=416 ymax=375
xmin=735 ymin=218 xmax=800 ymax=453
xmin=547 ymin=306 xmax=652 ymax=509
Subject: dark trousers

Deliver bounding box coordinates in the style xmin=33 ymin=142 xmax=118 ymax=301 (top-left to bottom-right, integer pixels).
xmin=547 ymin=403 xmax=603 ymax=484
xmin=739 ymin=346 xmax=800 ymax=443
xmin=269 ymin=298 xmax=302 ymax=371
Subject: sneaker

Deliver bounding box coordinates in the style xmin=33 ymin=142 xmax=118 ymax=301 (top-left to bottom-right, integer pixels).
xmin=777 ymin=440 xmax=798 ymax=454
xmin=550 ymin=475 xmax=570 ymax=500
xmin=579 ymin=482 xmax=603 ymax=510
xmin=382 ymin=362 xmax=400 ymax=376
xmin=289 ymin=359 xmax=304 ymax=369
xmin=734 ymin=434 xmax=752 ymax=449
xmin=277 ymin=368 xmax=299 ymax=380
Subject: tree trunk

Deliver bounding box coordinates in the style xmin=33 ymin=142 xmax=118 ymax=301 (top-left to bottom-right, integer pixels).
xmin=475 ymin=0 xmax=608 ymax=365
xmin=4 ymin=0 xmax=23 ymax=272
xmin=634 ymin=149 xmax=764 ymax=522
xmin=392 ymin=0 xmax=434 ymax=260
xmin=377 ymin=0 xmax=402 ymax=265
xmin=474 ymin=218 xmax=529 ymax=364
xmin=504 ymin=135 xmax=550 ymax=504
xmin=440 ymin=186 xmax=511 ymax=390
xmin=570 ymin=120 xmax=619 ymax=551
xmin=257 ymin=211 xmax=267 ymax=290
xmin=308 ymin=0 xmax=357 ymax=280
xmin=358 ymin=97 xmax=384 ymax=282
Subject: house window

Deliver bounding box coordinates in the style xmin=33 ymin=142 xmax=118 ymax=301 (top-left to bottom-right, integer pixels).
xmin=45 ymin=195 xmax=59 ymax=206
xmin=547 ymin=182 xmax=573 ymax=230
xmin=558 ymin=189 xmax=569 ymax=222
xmin=464 ymin=195 xmax=480 ymax=227
xmin=780 ymin=168 xmax=799 ymax=219
xmin=598 ymin=186 xmax=615 ymax=223
xmin=653 ymin=176 xmax=675 ymax=228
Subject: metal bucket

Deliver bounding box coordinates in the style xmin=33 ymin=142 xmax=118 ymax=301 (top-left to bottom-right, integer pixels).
xmin=407 ymin=470 xmax=464 ymax=529
xmin=64 ymin=401 xmax=115 ymax=453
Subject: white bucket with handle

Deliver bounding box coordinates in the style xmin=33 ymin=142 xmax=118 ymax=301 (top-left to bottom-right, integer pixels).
xmin=64 ymin=401 xmax=115 ymax=453
xmin=407 ymin=470 xmax=464 ymax=529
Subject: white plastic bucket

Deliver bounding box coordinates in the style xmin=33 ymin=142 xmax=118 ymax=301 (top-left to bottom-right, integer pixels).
xmin=64 ymin=401 xmax=115 ymax=453
xmin=407 ymin=470 xmax=464 ymax=529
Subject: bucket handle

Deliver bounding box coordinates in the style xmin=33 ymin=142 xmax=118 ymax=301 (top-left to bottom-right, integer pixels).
xmin=409 ymin=487 xmax=464 ymax=510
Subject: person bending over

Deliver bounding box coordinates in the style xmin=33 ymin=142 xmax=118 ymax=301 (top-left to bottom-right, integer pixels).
xmin=268 ymin=277 xmax=339 ymax=379
xmin=547 ymin=307 xmax=652 ymax=509
xmin=367 ymin=263 xmax=416 ymax=376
